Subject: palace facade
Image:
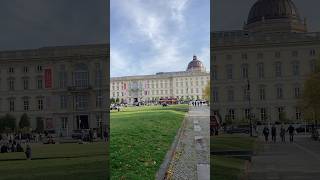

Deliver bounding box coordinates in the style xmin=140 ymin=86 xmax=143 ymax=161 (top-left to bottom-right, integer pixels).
xmin=0 ymin=44 xmax=109 ymax=136
xmin=211 ymin=0 xmax=320 ymax=123
xmin=110 ymin=55 xmax=210 ymax=104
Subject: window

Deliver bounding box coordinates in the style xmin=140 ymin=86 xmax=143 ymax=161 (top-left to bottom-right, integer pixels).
xmin=60 ymin=95 xmax=67 ymax=109
xmin=227 ymin=87 xmax=234 ymax=102
xmin=296 ymin=108 xmax=302 ymax=121
xmin=310 ymin=60 xmax=317 ymax=73
xmin=243 ymin=87 xmax=250 ymax=101
xmin=38 ymin=99 xmax=43 ymax=111
xmin=23 ymin=66 xmax=29 ymax=73
xmin=212 ymin=65 xmax=218 ymax=80
xmin=37 ymin=78 xmax=43 ymax=89
xmin=212 ymin=88 xmax=218 ymax=102
xmin=95 ymin=63 xmax=103 ymax=87
xmin=276 ymin=86 xmax=283 ymax=99
xmin=241 ymin=64 xmax=249 ymax=79
xmin=96 ymin=92 xmax=103 ymax=108
xmin=228 ymin=109 xmax=235 ymax=121
xmin=61 ymin=117 xmax=68 ymax=129
xmin=275 ymin=62 xmax=282 ymax=77
xmin=8 ymin=67 xmax=14 ymax=73
xmin=260 ymin=108 xmax=267 ymax=121
xmin=310 ymin=49 xmax=316 ymax=56
xmin=76 ymin=95 xmax=88 ymax=110
xmin=257 ymin=63 xmax=264 ymax=79
xmin=36 ymin=65 xmax=43 ymax=72
xmin=23 ymin=98 xmax=29 ymax=111
xmin=59 ymin=66 xmax=67 ymax=89
xmin=292 ymin=61 xmax=300 ymax=76
xmin=8 ymin=78 xmax=15 ymax=90
xmin=23 ymin=78 xmax=29 ymax=90
xmin=278 ymin=107 xmax=284 ymax=120
xmin=294 ymin=86 xmax=300 ymax=98
xmin=9 ymin=99 xmax=15 ymax=112
xmin=259 ymin=86 xmax=266 ymax=101
xmin=74 ymin=64 xmax=89 ymax=88
xmin=226 ymin=64 xmax=233 ymax=80
xmin=244 ymin=109 xmax=250 ymax=120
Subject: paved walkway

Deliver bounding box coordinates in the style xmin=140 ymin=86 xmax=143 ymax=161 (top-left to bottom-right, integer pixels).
xmin=249 ymin=135 xmax=320 ymax=180
xmin=169 ymin=106 xmax=210 ymax=180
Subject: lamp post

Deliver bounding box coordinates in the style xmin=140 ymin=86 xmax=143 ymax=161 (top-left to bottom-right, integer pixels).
xmin=247 ymin=79 xmax=253 ymax=137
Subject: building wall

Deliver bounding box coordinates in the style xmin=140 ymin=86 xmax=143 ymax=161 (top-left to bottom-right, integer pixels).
xmin=0 ymin=44 xmax=109 ymax=136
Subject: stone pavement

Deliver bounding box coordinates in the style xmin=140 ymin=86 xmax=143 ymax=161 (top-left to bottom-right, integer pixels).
xmin=249 ymin=135 xmax=320 ymax=180
xmin=169 ymin=106 xmax=210 ymax=180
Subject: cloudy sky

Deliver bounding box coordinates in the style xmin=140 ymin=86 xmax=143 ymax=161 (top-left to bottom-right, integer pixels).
xmin=111 ymin=0 xmax=210 ymax=77
xmin=0 ymin=0 xmax=108 ymax=51
xmin=213 ymin=0 xmax=320 ymax=32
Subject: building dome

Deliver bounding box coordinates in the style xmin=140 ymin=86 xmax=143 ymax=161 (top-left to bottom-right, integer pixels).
xmin=245 ymin=0 xmax=307 ymax=33
xmin=187 ymin=55 xmax=205 ymax=72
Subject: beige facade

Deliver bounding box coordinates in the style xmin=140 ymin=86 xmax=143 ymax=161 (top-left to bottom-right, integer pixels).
xmin=110 ymin=56 xmax=210 ymax=104
xmin=211 ymin=0 xmax=320 ymax=124
xmin=0 ymin=44 xmax=109 ymax=136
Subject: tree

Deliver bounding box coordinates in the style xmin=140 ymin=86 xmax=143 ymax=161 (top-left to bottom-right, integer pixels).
xmin=19 ymin=113 xmax=31 ymax=129
xmin=36 ymin=117 xmax=44 ymax=133
xmin=110 ymin=98 xmax=116 ymax=104
xmin=301 ymin=57 xmax=320 ymax=125
xmin=0 ymin=114 xmax=16 ymax=133
xmin=203 ymin=80 xmax=210 ymax=101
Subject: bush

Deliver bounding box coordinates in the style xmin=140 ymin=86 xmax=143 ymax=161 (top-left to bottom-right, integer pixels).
xmin=0 ymin=114 xmax=16 ymax=133
xmin=19 ymin=113 xmax=31 ymax=129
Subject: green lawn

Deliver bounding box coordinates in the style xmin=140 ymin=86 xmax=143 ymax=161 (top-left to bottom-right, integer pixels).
xmin=110 ymin=104 xmax=188 ymax=180
xmin=211 ymin=135 xmax=257 ymax=180
xmin=0 ymin=142 xmax=108 ymax=180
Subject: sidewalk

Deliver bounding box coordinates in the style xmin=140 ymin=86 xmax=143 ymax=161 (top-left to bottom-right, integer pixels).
xmin=168 ymin=106 xmax=210 ymax=180
xmin=249 ymin=135 xmax=320 ymax=180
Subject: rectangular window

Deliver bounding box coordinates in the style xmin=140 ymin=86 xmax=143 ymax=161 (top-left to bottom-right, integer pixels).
xmin=227 ymin=88 xmax=234 ymax=102
xmin=228 ymin=109 xmax=235 ymax=121
xmin=294 ymin=87 xmax=300 ymax=98
xmin=23 ymin=99 xmax=29 ymax=111
xmin=23 ymin=79 xmax=29 ymax=90
xmin=8 ymin=79 xmax=15 ymax=90
xmin=23 ymin=66 xmax=29 ymax=73
xmin=38 ymin=99 xmax=43 ymax=111
xmin=259 ymin=86 xmax=266 ymax=101
xmin=61 ymin=117 xmax=68 ymax=129
xmin=257 ymin=63 xmax=264 ymax=79
xmin=36 ymin=65 xmax=43 ymax=72
xmin=292 ymin=61 xmax=300 ymax=76
xmin=8 ymin=67 xmax=14 ymax=73
xmin=76 ymin=95 xmax=88 ymax=110
xmin=241 ymin=64 xmax=248 ymax=79
xmin=96 ymin=92 xmax=103 ymax=108
xmin=37 ymin=79 xmax=43 ymax=89
xmin=296 ymin=108 xmax=302 ymax=121
xmin=9 ymin=99 xmax=14 ymax=112
xmin=212 ymin=65 xmax=218 ymax=80
xmin=277 ymin=86 xmax=283 ymax=99
xmin=275 ymin=62 xmax=282 ymax=77
xmin=244 ymin=109 xmax=250 ymax=120
xmin=260 ymin=108 xmax=266 ymax=121
xmin=226 ymin=64 xmax=233 ymax=80
xmin=60 ymin=95 xmax=67 ymax=109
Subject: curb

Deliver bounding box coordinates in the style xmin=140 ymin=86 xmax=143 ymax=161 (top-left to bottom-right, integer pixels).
xmin=155 ymin=113 xmax=189 ymax=180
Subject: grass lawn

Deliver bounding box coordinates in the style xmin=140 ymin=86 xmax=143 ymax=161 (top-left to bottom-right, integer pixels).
xmin=110 ymin=104 xmax=188 ymax=180
xmin=0 ymin=142 xmax=108 ymax=180
xmin=211 ymin=134 xmax=258 ymax=180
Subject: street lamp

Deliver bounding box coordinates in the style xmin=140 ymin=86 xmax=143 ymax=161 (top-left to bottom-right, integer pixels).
xmin=247 ymin=79 xmax=253 ymax=137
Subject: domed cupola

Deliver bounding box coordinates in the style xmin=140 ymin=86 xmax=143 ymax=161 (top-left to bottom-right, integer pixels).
xmin=244 ymin=0 xmax=307 ymax=33
xmin=187 ymin=55 xmax=205 ymax=72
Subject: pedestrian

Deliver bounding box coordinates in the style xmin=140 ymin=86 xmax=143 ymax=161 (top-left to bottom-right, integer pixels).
xmin=287 ymin=125 xmax=295 ymax=143
xmin=271 ymin=124 xmax=277 ymax=143
xmin=263 ymin=126 xmax=269 ymax=142
xmin=103 ymin=131 xmax=108 ymax=142
xmin=280 ymin=125 xmax=286 ymax=143
xmin=25 ymin=144 xmax=32 ymax=160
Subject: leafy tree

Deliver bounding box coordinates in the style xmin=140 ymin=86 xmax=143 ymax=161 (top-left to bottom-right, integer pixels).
xmin=301 ymin=57 xmax=320 ymax=125
xmin=203 ymin=80 xmax=210 ymax=101
xmin=36 ymin=117 xmax=44 ymax=133
xmin=19 ymin=113 xmax=31 ymax=129
xmin=0 ymin=114 xmax=16 ymax=133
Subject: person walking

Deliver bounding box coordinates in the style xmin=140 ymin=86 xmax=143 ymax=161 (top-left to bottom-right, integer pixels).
xmin=25 ymin=144 xmax=32 ymax=160
xmin=287 ymin=125 xmax=295 ymax=143
xmin=263 ymin=126 xmax=269 ymax=142
xmin=280 ymin=125 xmax=286 ymax=143
xmin=271 ymin=125 xmax=277 ymax=143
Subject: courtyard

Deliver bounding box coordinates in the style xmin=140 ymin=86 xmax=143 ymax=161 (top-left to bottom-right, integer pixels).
xmin=0 ymin=142 xmax=108 ymax=180
xmin=110 ymin=104 xmax=188 ymax=179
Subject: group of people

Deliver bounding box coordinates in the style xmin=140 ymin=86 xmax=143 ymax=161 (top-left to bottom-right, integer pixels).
xmin=0 ymin=140 xmax=24 ymax=153
xmin=262 ymin=124 xmax=295 ymax=143
xmin=190 ymin=101 xmax=207 ymax=107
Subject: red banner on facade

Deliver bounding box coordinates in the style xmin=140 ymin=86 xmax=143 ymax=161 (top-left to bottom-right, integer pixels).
xmin=44 ymin=69 xmax=52 ymax=88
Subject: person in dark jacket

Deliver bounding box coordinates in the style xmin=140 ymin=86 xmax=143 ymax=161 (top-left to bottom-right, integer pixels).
xmin=271 ymin=125 xmax=277 ymax=143
xmin=287 ymin=125 xmax=295 ymax=142
xmin=263 ymin=126 xmax=269 ymax=142
xmin=25 ymin=144 xmax=32 ymax=160
xmin=280 ymin=126 xmax=286 ymax=143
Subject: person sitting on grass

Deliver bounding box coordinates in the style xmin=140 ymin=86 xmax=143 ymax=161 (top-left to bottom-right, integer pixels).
xmin=25 ymin=144 xmax=32 ymax=160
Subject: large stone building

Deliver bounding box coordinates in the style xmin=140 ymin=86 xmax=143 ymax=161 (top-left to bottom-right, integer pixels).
xmin=110 ymin=55 xmax=210 ymax=104
xmin=211 ymin=0 xmax=320 ymax=124
xmin=0 ymin=44 xmax=109 ymax=136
